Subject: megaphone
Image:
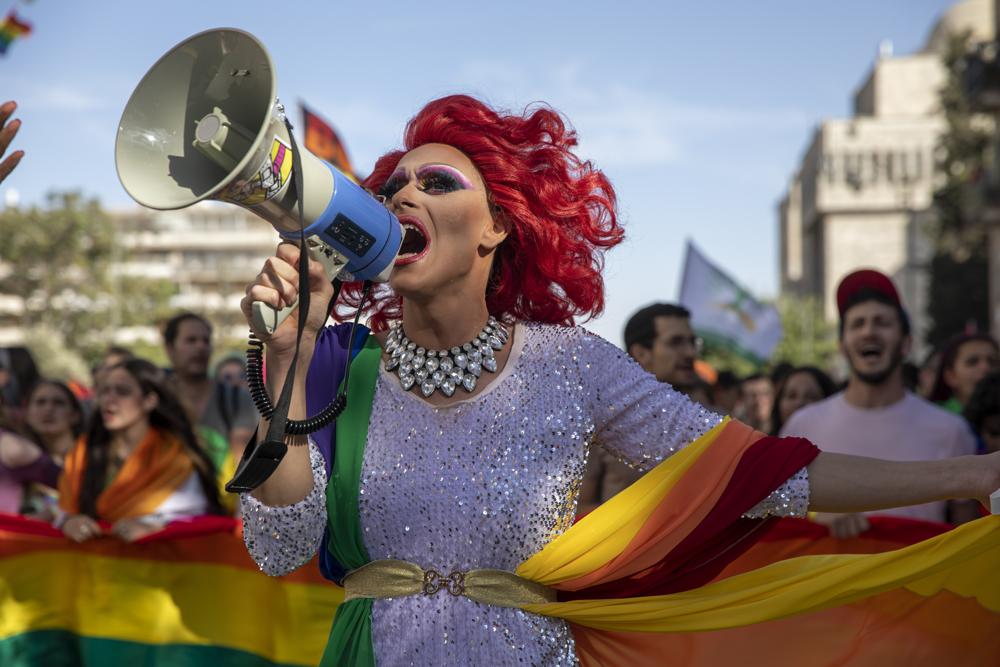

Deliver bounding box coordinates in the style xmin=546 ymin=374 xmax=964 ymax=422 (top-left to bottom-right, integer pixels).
xmin=114 ymin=28 xmax=401 ymax=334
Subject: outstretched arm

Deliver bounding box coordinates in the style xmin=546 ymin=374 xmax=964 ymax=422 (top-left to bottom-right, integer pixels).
xmin=807 ymin=450 xmax=1000 ymax=514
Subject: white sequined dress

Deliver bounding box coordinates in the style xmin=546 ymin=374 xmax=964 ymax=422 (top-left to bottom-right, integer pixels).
xmin=241 ymin=323 xmax=810 ymax=666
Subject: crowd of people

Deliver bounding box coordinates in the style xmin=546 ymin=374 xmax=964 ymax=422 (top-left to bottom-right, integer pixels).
xmin=0 ymin=312 xmax=255 ymax=540
xmin=580 ymin=268 xmax=999 ymax=533
xmin=2 ymin=268 xmax=994 ymax=539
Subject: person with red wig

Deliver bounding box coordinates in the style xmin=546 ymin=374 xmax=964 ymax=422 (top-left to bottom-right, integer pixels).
xmin=236 ymin=95 xmax=1000 ymax=666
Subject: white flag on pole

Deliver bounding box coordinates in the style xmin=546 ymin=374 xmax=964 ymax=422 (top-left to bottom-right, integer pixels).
xmin=678 ymin=241 xmax=782 ymax=362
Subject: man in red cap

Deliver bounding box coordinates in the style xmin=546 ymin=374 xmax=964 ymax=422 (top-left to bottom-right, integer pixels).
xmin=780 ymin=269 xmax=980 ymax=536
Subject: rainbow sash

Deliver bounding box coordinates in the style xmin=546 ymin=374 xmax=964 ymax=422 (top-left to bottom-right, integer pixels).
xmin=315 ymin=332 xmax=1000 ymax=665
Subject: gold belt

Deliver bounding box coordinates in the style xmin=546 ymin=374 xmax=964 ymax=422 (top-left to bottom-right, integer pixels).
xmin=343 ymin=559 xmax=556 ymax=608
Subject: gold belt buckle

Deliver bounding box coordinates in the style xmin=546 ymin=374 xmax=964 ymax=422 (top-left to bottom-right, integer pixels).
xmin=422 ymin=568 xmax=466 ymax=596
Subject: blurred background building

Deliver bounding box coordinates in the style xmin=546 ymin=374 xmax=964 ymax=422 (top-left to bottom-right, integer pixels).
xmin=778 ymin=0 xmax=993 ymax=356
xmin=112 ymin=202 xmax=279 ymax=344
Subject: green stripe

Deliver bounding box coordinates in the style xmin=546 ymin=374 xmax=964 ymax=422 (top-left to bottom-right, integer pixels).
xmin=322 ymin=335 xmax=382 ymax=667
xmin=0 ymin=630 xmax=306 ymax=667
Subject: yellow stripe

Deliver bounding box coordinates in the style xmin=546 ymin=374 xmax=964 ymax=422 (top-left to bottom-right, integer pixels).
xmin=517 ymin=419 xmax=728 ymax=584
xmin=522 ymin=515 xmax=1000 ymax=632
xmin=0 ymin=551 xmax=342 ymax=664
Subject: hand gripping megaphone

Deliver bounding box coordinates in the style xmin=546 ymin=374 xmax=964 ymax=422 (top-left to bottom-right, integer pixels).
xmin=116 ymin=28 xmax=401 ymax=492
xmin=114 ymin=28 xmax=401 ymax=335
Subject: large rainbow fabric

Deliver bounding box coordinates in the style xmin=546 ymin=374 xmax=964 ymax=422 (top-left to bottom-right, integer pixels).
xmin=0 ymin=11 xmax=31 ymax=56
xmin=634 ymin=516 xmax=1000 ymax=665
xmin=319 ymin=334 xmax=1000 ymax=665
xmin=0 ymin=513 xmax=343 ymax=666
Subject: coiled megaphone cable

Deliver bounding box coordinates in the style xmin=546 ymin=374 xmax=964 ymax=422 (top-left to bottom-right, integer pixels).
xmin=244 ymin=280 xmax=370 ymax=434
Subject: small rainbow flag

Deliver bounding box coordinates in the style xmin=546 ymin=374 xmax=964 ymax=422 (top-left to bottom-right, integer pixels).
xmin=0 ymin=11 xmax=32 ymax=56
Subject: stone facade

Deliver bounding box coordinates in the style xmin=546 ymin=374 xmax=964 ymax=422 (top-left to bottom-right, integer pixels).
xmin=778 ymin=0 xmax=993 ymax=355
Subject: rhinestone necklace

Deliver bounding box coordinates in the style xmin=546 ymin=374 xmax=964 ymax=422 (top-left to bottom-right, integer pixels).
xmin=384 ymin=316 xmax=509 ymax=397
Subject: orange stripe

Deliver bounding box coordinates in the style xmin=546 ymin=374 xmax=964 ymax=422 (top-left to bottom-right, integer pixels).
xmin=559 ymin=421 xmax=762 ymax=590
xmin=574 ymin=587 xmax=1000 ymax=667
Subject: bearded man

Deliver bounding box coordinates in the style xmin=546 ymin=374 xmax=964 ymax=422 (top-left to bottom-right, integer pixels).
xmin=780 ymin=269 xmax=980 ymax=535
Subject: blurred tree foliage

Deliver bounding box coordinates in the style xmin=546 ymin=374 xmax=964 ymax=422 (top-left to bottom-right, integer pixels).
xmin=0 ymin=192 xmax=175 ymax=378
xmin=925 ymin=32 xmax=993 ymax=349
xmin=770 ymin=295 xmax=839 ymax=370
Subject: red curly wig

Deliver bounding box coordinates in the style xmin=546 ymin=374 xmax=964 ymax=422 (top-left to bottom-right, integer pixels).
xmin=337 ymin=95 xmax=624 ymax=330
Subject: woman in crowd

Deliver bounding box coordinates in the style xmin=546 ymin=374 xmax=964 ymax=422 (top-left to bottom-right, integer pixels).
xmin=18 ymin=380 xmax=84 ymax=518
xmin=770 ymin=366 xmax=837 ymax=436
xmin=24 ymin=380 xmax=83 ymax=462
xmin=929 ymin=333 xmax=1000 ymax=413
xmin=965 ymin=372 xmax=1000 ymax=455
xmin=57 ymin=358 xmax=223 ymax=543
xmin=237 ymin=95 xmax=1000 ymax=665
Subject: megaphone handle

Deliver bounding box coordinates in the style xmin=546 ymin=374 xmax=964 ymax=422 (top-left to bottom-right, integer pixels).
xmin=251 ymin=301 xmax=295 ymax=336
xmin=250 ymin=240 xmax=350 ymax=335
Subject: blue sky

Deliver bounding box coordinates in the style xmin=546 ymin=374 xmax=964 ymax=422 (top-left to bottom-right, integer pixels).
xmin=0 ymin=0 xmax=959 ymax=343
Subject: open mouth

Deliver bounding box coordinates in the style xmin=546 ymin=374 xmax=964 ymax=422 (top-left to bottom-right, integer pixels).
xmin=859 ymin=345 xmax=882 ymax=361
xmin=395 ymin=216 xmax=430 ymax=266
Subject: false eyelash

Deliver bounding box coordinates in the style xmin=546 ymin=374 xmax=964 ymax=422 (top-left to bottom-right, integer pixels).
xmin=417 ymin=170 xmax=462 ymax=193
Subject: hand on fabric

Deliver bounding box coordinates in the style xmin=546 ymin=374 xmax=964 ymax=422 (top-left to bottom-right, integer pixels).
xmin=812 ymin=512 xmax=871 ymax=539
xmin=0 ymin=101 xmax=24 ymax=184
xmin=61 ymin=514 xmax=103 ymax=543
xmin=240 ymin=241 xmax=334 ymax=359
xmin=111 ymin=517 xmax=163 ymax=543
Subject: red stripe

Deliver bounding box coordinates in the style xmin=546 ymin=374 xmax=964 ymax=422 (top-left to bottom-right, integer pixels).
xmin=3 ymin=12 xmax=32 ymax=35
xmin=759 ymin=514 xmax=950 ymax=543
xmin=562 ymin=436 xmax=819 ymax=600
xmin=0 ymin=513 xmax=330 ymax=585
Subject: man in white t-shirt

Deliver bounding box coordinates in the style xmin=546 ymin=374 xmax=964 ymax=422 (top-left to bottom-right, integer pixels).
xmin=780 ymin=269 xmax=979 ymax=536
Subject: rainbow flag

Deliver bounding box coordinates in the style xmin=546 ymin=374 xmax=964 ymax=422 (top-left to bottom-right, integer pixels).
xmin=0 ymin=513 xmax=343 ymax=666
xmin=568 ymin=516 xmax=1000 ymax=666
xmin=302 ymin=103 xmax=356 ymax=180
xmin=0 ymin=11 xmax=32 ymax=56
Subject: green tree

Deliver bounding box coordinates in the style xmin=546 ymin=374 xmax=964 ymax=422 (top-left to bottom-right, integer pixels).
xmin=0 ymin=192 xmax=175 ymax=378
xmin=925 ymin=32 xmax=994 ymax=349
xmin=770 ymin=295 xmax=839 ymax=370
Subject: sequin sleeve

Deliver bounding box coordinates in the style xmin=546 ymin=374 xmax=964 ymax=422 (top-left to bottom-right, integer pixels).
xmin=742 ymin=467 xmax=810 ymax=518
xmin=574 ymin=327 xmax=810 ymax=515
xmin=577 ymin=328 xmax=723 ymax=472
xmin=238 ymin=439 xmax=328 ymax=576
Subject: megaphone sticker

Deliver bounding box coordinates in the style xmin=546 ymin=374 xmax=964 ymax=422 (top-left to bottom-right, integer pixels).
xmin=219 ymin=136 xmax=293 ymax=206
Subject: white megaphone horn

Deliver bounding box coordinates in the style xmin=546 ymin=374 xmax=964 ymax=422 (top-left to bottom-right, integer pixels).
xmin=114 ymin=28 xmax=401 ymax=334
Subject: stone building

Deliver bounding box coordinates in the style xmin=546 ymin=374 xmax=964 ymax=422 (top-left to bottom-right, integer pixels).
xmin=778 ymin=0 xmax=993 ymax=354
